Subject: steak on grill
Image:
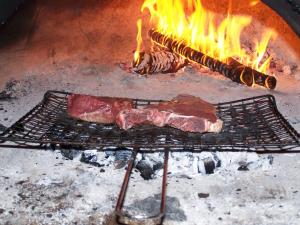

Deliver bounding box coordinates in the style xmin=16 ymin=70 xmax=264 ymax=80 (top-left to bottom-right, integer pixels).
xmin=116 ymin=94 xmax=223 ymax=133
xmin=67 ymin=94 xmax=134 ymax=123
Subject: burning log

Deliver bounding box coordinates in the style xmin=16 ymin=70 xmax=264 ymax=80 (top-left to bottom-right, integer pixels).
xmin=132 ymin=50 xmax=187 ymax=75
xmin=149 ymin=29 xmax=277 ymax=89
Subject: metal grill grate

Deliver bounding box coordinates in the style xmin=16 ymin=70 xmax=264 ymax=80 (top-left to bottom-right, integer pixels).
xmin=0 ymin=90 xmax=299 ymax=152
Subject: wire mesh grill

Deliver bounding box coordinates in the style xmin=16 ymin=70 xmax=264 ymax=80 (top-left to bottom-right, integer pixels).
xmin=0 ymin=90 xmax=299 ymax=152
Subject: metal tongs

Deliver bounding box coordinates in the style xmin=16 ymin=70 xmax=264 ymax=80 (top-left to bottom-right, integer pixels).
xmin=115 ymin=147 xmax=169 ymax=225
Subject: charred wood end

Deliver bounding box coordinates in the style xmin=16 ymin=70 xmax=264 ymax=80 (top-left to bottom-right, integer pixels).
xmin=132 ymin=50 xmax=187 ymax=75
xmin=149 ymin=29 xmax=277 ymax=90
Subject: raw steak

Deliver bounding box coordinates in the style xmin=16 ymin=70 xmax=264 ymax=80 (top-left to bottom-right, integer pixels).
xmin=67 ymin=94 xmax=133 ymax=123
xmin=116 ymin=94 xmax=223 ymax=133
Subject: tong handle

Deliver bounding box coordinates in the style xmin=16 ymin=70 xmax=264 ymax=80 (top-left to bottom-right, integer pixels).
xmin=115 ymin=147 xmax=169 ymax=225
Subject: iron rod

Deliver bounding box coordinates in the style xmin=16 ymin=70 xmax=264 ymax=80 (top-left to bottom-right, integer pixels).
xmin=160 ymin=148 xmax=169 ymax=214
xmin=114 ymin=146 xmax=168 ymax=225
xmin=115 ymin=147 xmax=138 ymax=212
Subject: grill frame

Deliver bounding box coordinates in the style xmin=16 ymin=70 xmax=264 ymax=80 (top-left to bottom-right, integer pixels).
xmin=0 ymin=90 xmax=299 ymax=152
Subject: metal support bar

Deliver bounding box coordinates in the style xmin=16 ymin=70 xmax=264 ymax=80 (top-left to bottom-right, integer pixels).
xmin=115 ymin=148 xmax=170 ymax=225
xmin=115 ymin=147 xmax=139 ymax=213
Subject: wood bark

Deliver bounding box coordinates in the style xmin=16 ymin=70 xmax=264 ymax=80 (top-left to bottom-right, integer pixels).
xmin=132 ymin=50 xmax=187 ymax=75
xmin=149 ymin=29 xmax=277 ymax=89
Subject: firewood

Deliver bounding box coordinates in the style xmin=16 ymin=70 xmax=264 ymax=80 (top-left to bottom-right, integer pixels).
xmin=149 ymin=29 xmax=277 ymax=89
xmin=132 ymin=50 xmax=187 ymax=75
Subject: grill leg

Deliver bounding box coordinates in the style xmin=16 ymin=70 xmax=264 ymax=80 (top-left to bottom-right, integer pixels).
xmin=114 ymin=148 xmax=169 ymax=225
xmin=160 ymin=148 xmax=169 ymax=216
xmin=115 ymin=147 xmax=138 ymax=213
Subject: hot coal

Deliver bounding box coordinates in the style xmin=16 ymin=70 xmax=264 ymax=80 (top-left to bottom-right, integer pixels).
xmin=152 ymin=160 xmax=163 ymax=171
xmin=212 ymin=153 xmax=222 ymax=168
xmin=198 ymin=193 xmax=210 ymax=198
xmin=60 ymin=149 xmax=81 ymax=160
xmin=198 ymin=157 xmax=216 ymax=174
xmin=136 ymin=159 xmax=154 ymax=180
xmin=238 ymin=164 xmax=250 ymax=171
xmin=146 ymin=153 xmax=164 ymax=172
xmin=114 ymin=148 xmax=132 ymax=169
xmin=0 ymin=92 xmax=11 ymax=100
xmin=0 ymin=123 xmax=7 ymax=133
xmin=268 ymin=155 xmax=274 ymax=165
xmin=117 ymin=94 xmax=223 ymax=133
xmin=134 ymin=153 xmax=165 ymax=180
xmin=203 ymin=158 xmax=216 ymax=174
xmin=104 ymin=149 xmax=115 ymax=158
xmin=104 ymin=147 xmax=133 ymax=169
xmin=80 ymin=150 xmax=105 ymax=167
xmin=197 ymin=153 xmax=221 ymax=175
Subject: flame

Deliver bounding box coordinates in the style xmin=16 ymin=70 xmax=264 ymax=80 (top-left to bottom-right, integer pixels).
xmin=253 ymin=30 xmax=277 ymax=72
xmin=134 ymin=19 xmax=143 ymax=65
xmin=249 ymin=0 xmax=260 ymax=7
xmin=140 ymin=0 xmax=276 ymax=73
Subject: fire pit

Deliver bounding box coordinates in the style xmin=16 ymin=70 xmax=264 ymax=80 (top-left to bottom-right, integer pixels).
xmin=0 ymin=0 xmax=300 ymax=225
xmin=0 ymin=90 xmax=299 ymax=224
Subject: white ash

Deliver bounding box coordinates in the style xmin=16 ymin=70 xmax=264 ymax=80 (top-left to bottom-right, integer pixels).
xmin=80 ymin=150 xmax=106 ymax=167
xmin=36 ymin=177 xmax=61 ymax=186
xmin=124 ymin=194 xmax=187 ymax=221
xmin=0 ymin=72 xmax=299 ymax=225
xmin=154 ymin=151 xmax=273 ymax=178
xmin=0 ymin=79 xmax=21 ymax=100
xmin=0 ymin=77 xmax=42 ymax=100
xmin=282 ymin=65 xmax=292 ymax=76
xmin=60 ymin=147 xmax=274 ymax=181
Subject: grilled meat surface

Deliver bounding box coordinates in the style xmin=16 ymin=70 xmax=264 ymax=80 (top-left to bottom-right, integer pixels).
xmin=67 ymin=94 xmax=134 ymax=124
xmin=116 ymin=94 xmax=223 ymax=133
xmin=67 ymin=93 xmax=222 ymax=133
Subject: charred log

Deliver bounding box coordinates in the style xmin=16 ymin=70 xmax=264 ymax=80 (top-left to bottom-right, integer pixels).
xmin=149 ymin=29 xmax=277 ymax=89
xmin=132 ymin=50 xmax=187 ymax=75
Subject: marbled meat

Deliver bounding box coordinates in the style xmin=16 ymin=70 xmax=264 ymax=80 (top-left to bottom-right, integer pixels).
xmin=67 ymin=94 xmax=134 ymax=123
xmin=116 ymin=94 xmax=223 ymax=133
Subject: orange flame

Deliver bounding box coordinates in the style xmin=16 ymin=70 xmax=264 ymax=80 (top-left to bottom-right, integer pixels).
xmin=249 ymin=0 xmax=260 ymax=7
xmin=140 ymin=0 xmax=276 ymax=73
xmin=134 ymin=19 xmax=143 ymax=65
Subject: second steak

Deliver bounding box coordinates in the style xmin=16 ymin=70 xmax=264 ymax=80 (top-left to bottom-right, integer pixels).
xmin=116 ymin=94 xmax=223 ymax=133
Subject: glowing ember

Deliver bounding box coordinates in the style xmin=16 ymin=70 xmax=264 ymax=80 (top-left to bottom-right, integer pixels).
xmin=249 ymin=0 xmax=260 ymax=7
xmin=136 ymin=0 xmax=277 ymax=74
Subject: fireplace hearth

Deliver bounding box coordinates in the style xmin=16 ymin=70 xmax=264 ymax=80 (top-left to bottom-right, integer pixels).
xmin=0 ymin=1 xmax=300 ymax=225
